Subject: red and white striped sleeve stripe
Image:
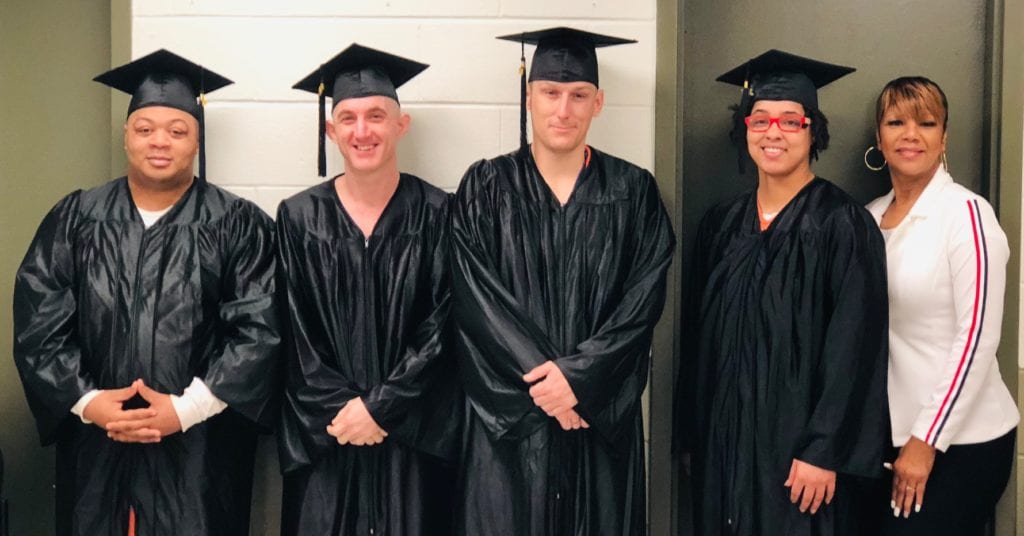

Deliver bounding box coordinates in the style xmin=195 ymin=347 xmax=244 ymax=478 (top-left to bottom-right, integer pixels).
xmin=924 ymin=199 xmax=989 ymax=447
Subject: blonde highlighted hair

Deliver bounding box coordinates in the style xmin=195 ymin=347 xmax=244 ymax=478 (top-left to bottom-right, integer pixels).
xmin=875 ymin=76 xmax=948 ymax=131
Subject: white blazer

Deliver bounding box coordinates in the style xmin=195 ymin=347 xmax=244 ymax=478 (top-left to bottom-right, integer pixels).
xmin=867 ymin=167 xmax=1018 ymax=451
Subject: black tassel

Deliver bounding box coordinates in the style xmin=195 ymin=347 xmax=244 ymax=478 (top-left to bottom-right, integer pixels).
xmin=730 ymin=71 xmax=753 ymax=175
xmin=734 ymin=88 xmax=751 ymax=174
xmin=199 ymin=100 xmax=207 ymax=181
xmin=519 ymin=38 xmax=527 ymax=151
xmin=198 ymin=67 xmax=207 ymax=182
xmin=318 ymin=66 xmax=327 ymax=177
xmin=317 ymin=88 xmax=327 ymax=176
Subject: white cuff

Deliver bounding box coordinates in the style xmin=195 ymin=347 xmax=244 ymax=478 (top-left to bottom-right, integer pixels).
xmin=170 ymin=377 xmax=228 ymax=432
xmin=70 ymin=390 xmax=102 ymax=424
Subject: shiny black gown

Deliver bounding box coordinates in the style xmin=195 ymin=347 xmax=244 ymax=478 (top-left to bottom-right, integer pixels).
xmin=276 ymin=175 xmax=459 ymax=536
xmin=452 ymin=147 xmax=675 ymax=535
xmin=13 ymin=177 xmax=281 ymax=536
xmin=678 ymin=178 xmax=889 ymax=535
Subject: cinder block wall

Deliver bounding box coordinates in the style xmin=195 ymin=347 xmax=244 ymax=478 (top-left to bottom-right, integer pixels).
xmin=132 ymin=0 xmax=658 ymax=214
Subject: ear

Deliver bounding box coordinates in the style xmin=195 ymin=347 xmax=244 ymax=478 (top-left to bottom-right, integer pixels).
xmin=325 ymin=117 xmax=337 ymax=143
xmin=397 ymin=112 xmax=411 ymax=139
xmin=189 ymin=116 xmax=201 ymax=141
xmin=185 ymin=117 xmax=201 ymax=158
xmin=525 ymin=82 xmax=533 ymax=114
xmin=592 ymin=88 xmax=605 ymax=118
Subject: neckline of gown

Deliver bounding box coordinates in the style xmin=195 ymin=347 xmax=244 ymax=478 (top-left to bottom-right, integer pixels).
xmin=328 ymin=172 xmax=408 ymax=243
xmin=525 ymin=145 xmax=593 ymax=209
xmin=748 ymin=176 xmax=823 ymax=235
xmin=121 ymin=175 xmax=201 ymax=228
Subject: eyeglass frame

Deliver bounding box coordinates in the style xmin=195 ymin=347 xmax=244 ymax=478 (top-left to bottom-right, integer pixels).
xmin=744 ymin=114 xmax=812 ymax=133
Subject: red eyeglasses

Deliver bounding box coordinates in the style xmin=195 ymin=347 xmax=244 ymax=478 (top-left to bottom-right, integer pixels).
xmin=744 ymin=114 xmax=811 ymax=132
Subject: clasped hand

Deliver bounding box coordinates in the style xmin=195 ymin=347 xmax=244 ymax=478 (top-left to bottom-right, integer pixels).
xmin=523 ymin=361 xmax=589 ymax=431
xmin=85 ymin=379 xmax=182 ymax=443
xmin=327 ymin=397 xmax=388 ymax=446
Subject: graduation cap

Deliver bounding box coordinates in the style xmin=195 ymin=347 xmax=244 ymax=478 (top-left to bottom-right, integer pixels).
xmin=717 ymin=49 xmax=855 ymax=112
xmin=94 ymin=49 xmax=233 ymax=181
xmin=497 ymin=27 xmax=636 ymax=150
xmin=293 ymin=44 xmax=428 ymax=177
xmin=717 ymin=49 xmax=855 ymax=171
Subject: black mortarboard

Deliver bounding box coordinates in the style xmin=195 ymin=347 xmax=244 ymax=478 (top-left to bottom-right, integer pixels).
xmin=497 ymin=27 xmax=636 ymax=150
xmin=717 ymin=49 xmax=854 ymax=172
xmin=716 ymin=49 xmax=854 ymax=112
xmin=293 ymin=44 xmax=428 ymax=177
xmin=94 ymin=49 xmax=233 ymax=181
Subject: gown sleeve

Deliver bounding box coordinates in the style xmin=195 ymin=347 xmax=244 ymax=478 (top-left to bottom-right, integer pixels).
xmin=451 ymin=161 xmax=559 ymax=442
xmin=673 ymin=207 xmax=717 ymax=454
xmin=794 ymin=207 xmax=889 ymax=478
xmin=275 ymin=201 xmax=366 ymax=472
xmin=554 ymin=172 xmax=676 ymax=444
xmin=201 ymin=201 xmax=282 ymax=429
xmin=13 ymin=192 xmax=96 ymax=445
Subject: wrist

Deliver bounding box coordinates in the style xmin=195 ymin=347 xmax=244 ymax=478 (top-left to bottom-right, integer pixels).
xmin=170 ymin=393 xmax=199 ymax=432
xmin=73 ymin=389 xmax=103 ymax=424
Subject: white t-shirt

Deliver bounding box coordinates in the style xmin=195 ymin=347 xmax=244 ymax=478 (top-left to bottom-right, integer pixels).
xmin=137 ymin=205 xmax=172 ymax=228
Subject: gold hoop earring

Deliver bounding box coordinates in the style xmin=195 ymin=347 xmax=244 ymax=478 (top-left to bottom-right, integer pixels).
xmin=941 ymin=151 xmax=949 ymax=171
xmin=864 ymin=145 xmax=887 ymax=172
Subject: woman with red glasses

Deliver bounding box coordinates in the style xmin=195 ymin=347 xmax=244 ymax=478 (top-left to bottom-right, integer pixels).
xmin=865 ymin=77 xmax=1017 ymax=536
xmin=676 ymin=50 xmax=890 ymax=536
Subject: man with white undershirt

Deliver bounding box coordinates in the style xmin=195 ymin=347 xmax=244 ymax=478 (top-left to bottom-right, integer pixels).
xmin=13 ymin=49 xmax=281 ymax=536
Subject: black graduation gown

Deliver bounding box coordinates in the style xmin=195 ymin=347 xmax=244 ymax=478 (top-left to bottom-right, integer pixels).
xmin=276 ymin=175 xmax=459 ymax=536
xmin=13 ymin=177 xmax=281 ymax=536
xmin=452 ymin=147 xmax=675 ymax=536
xmin=679 ymin=178 xmax=889 ymax=536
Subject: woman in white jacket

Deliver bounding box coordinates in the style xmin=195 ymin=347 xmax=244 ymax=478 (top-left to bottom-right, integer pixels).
xmin=865 ymin=76 xmax=1018 ymax=535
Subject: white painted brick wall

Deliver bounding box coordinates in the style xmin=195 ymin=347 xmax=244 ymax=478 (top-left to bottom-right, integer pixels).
xmin=131 ymin=1 xmax=658 ymax=217
xmin=130 ymin=6 xmax=658 ymax=533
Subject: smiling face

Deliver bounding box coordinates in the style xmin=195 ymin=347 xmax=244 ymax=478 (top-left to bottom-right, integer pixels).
xmin=745 ymin=99 xmax=813 ymax=181
xmin=124 ymin=105 xmax=199 ymax=189
xmin=875 ymin=79 xmax=948 ymax=184
xmin=877 ymin=112 xmax=946 ymax=183
xmin=527 ymin=80 xmax=604 ymax=155
xmin=326 ymin=95 xmax=410 ymax=177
